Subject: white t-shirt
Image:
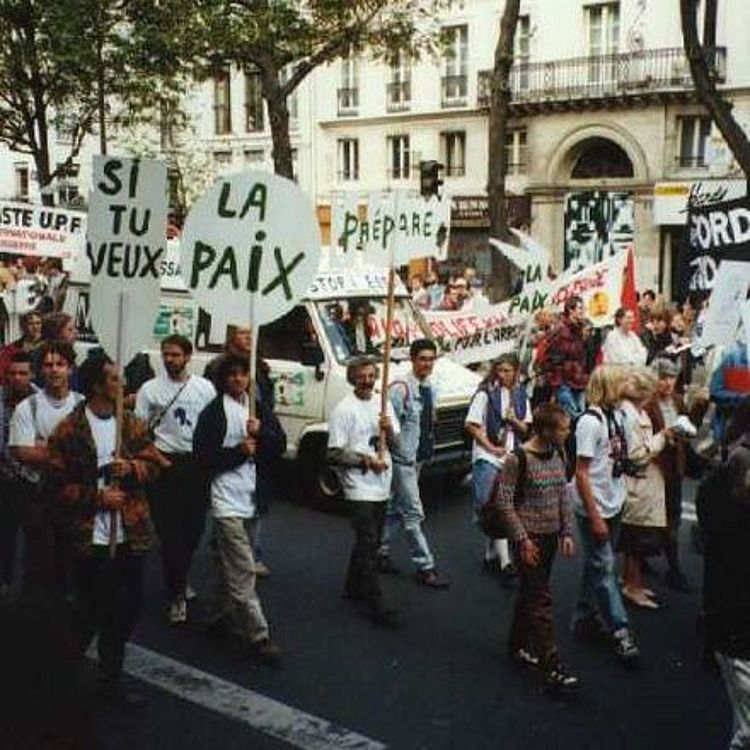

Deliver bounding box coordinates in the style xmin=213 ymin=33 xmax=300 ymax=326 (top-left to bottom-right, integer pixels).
xmin=602 ymin=328 xmax=647 ymax=366
xmin=465 ymin=388 xmax=532 ymax=468
xmin=328 ymin=392 xmax=400 ymax=502
xmin=569 ymin=406 xmax=627 ymax=519
xmin=9 ymin=390 xmax=82 ymax=446
xmin=211 ymin=395 xmax=257 ymax=519
xmin=135 ymin=374 xmax=215 ymax=454
xmin=85 ymin=408 xmax=124 ymax=546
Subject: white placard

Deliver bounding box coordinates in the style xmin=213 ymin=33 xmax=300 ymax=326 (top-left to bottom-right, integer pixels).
xmin=87 ymin=156 xmax=167 ymax=365
xmin=180 ymin=171 xmax=321 ymax=327
xmin=0 ymin=200 xmax=86 ymax=258
xmin=698 ymin=261 xmax=750 ymax=348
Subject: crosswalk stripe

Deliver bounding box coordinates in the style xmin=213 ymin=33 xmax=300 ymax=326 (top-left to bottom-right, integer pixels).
xmin=119 ymin=643 xmax=387 ymax=750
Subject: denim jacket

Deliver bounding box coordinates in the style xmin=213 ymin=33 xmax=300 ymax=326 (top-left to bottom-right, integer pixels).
xmin=389 ymin=374 xmax=437 ymax=465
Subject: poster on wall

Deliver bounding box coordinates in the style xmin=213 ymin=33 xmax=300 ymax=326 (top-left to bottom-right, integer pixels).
xmin=564 ymin=191 xmax=634 ymax=271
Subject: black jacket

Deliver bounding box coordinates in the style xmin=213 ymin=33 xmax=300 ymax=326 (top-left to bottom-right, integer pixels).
xmin=698 ymin=435 xmax=750 ymax=658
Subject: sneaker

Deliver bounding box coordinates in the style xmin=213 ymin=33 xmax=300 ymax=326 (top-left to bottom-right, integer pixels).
xmin=254 ymin=561 xmax=271 ymax=579
xmin=544 ymin=664 xmax=581 ymax=692
xmin=511 ymin=648 xmax=541 ymax=670
xmin=249 ymin=637 xmax=282 ymax=666
xmin=168 ymin=597 xmax=187 ymax=625
xmin=571 ymin=612 xmax=609 ymax=643
xmin=612 ymin=628 xmax=640 ymax=664
xmin=184 ymin=582 xmax=198 ymax=601
xmin=376 ymin=555 xmax=401 ymax=575
xmin=482 ymin=557 xmax=503 ymax=575
xmin=500 ymin=563 xmax=518 ymax=588
xmin=415 ymin=568 xmax=450 ymax=590
xmin=665 ymin=570 xmax=692 ymax=593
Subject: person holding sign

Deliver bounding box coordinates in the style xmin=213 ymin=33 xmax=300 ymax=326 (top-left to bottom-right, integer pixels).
xmin=135 ymin=335 xmax=216 ymax=625
xmin=47 ymin=353 xmax=162 ymax=708
xmin=193 ymin=354 xmax=282 ymax=665
xmin=328 ymin=357 xmax=401 ymax=628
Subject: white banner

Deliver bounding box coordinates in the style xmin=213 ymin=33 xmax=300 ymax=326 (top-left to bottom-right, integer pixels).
xmin=698 ymin=261 xmax=750 ymax=348
xmin=0 ymin=200 xmax=86 ymax=259
xmin=87 ymin=157 xmax=167 ymax=365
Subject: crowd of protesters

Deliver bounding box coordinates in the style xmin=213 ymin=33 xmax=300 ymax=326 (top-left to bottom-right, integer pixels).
xmin=0 ymin=268 xmax=748 ymax=749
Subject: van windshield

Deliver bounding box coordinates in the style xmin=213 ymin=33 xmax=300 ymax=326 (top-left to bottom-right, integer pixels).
xmin=316 ymin=297 xmax=430 ymax=363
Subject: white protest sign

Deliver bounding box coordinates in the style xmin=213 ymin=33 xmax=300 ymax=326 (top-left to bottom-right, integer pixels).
xmin=742 ymin=301 xmax=750 ymax=363
xmin=331 ymin=191 xmax=361 ymax=259
xmin=180 ymin=170 xmax=321 ymax=327
xmin=87 ymin=156 xmax=167 ymax=365
xmin=334 ymin=191 xmax=451 ymax=264
xmin=698 ymin=261 xmax=750 ymax=347
xmin=490 ymin=229 xmax=550 ymax=287
xmin=0 ymin=200 xmax=86 ymax=259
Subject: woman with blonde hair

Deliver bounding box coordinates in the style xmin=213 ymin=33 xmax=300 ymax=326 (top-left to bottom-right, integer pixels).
xmin=619 ymin=367 xmax=674 ymax=608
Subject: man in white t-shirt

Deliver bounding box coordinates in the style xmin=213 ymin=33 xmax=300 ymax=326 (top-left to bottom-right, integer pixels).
xmin=465 ymin=353 xmax=532 ymax=582
xmin=9 ymin=340 xmax=82 ymax=594
xmin=328 ymin=356 xmax=400 ymax=628
xmin=135 ymin=334 xmax=215 ymax=624
xmin=193 ymin=354 xmax=281 ymax=666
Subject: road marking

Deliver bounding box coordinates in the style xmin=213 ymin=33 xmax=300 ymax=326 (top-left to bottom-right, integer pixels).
xmin=121 ymin=643 xmax=387 ymax=750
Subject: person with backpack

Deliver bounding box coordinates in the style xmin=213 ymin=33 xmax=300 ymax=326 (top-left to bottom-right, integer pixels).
xmin=377 ymin=339 xmax=450 ymax=589
xmin=465 ymin=353 xmax=532 ymax=583
xmin=698 ymin=398 xmax=750 ymax=750
xmin=492 ymin=403 xmax=579 ymax=691
xmin=9 ymin=341 xmax=83 ymax=595
xmin=569 ymin=364 xmax=640 ymax=665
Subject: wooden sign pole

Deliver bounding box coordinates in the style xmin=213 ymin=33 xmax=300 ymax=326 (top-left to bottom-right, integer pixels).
xmin=110 ymin=290 xmax=125 ymax=559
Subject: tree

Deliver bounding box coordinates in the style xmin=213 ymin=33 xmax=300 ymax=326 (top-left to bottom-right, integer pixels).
xmin=197 ymin=0 xmax=447 ymax=179
xmin=486 ymin=0 xmax=520 ymax=300
xmin=0 ymin=0 xmax=192 ymax=202
xmin=680 ymin=0 xmax=750 ymax=184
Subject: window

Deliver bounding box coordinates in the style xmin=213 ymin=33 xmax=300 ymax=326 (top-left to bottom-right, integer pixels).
xmin=515 ymin=15 xmax=531 ymax=90
xmin=244 ymin=149 xmax=265 ymax=165
xmin=159 ymin=102 xmax=176 ymax=151
xmin=213 ymin=151 xmax=233 ymax=170
xmin=14 ymin=163 xmax=29 ymax=201
xmin=213 ymin=71 xmax=232 ymax=135
xmin=245 ymin=67 xmax=264 ymax=132
xmin=586 ymin=3 xmax=619 ymax=84
xmin=387 ymin=52 xmax=411 ymax=111
xmin=279 ymin=66 xmax=299 ymax=124
xmin=442 ymin=25 xmax=468 ymax=106
xmin=387 ymin=135 xmax=410 ymax=180
xmin=505 ymin=129 xmax=528 ymax=175
xmin=338 ymin=138 xmax=359 ymax=181
xmin=56 ymin=162 xmax=80 ymax=205
xmin=441 ymin=131 xmax=466 ymax=177
xmin=338 ymin=57 xmax=359 ymax=115
xmin=677 ymin=116 xmax=712 ymax=168
xmin=291 ymin=148 xmax=299 ymax=182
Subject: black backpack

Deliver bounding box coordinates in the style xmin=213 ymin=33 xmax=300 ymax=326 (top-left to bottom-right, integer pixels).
xmin=564 ymin=409 xmax=604 ymax=481
xmin=478 ymin=448 xmax=528 ymax=540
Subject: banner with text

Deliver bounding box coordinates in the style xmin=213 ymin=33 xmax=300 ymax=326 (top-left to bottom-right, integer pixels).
xmin=0 ymin=201 xmax=86 ymax=259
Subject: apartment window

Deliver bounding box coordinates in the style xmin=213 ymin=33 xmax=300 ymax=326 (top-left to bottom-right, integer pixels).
xmin=213 ymin=71 xmax=232 ymax=135
xmin=338 ymin=138 xmax=360 ymax=181
xmin=159 ymin=102 xmax=176 ymax=151
xmin=387 ymin=52 xmax=411 ymax=112
xmin=677 ymin=116 xmax=711 ymax=168
xmin=338 ymin=57 xmax=359 ymax=115
xmin=213 ymin=151 xmax=233 ymax=169
xmin=505 ymin=129 xmax=528 ymax=175
xmin=586 ymin=3 xmax=619 ymax=84
xmin=441 ymin=131 xmax=466 ymax=177
xmin=245 ymin=67 xmax=264 ymax=132
xmin=442 ymin=25 xmax=468 ymax=106
xmin=279 ymin=66 xmax=299 ymax=124
xmin=244 ymin=149 xmax=265 ymax=165
xmin=14 ymin=163 xmax=29 ymax=201
xmin=387 ymin=135 xmax=410 ymax=180
xmin=56 ymin=162 xmax=80 ymax=205
xmin=515 ymin=15 xmax=531 ymax=90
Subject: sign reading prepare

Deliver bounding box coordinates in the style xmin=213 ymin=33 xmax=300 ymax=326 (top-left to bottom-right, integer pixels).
xmin=87 ymin=156 xmax=167 ymax=364
xmin=0 ymin=200 xmax=86 ymax=258
xmin=180 ymin=171 xmax=321 ymax=327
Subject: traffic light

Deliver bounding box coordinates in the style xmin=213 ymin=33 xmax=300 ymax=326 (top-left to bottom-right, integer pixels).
xmin=420 ymin=160 xmax=444 ymax=198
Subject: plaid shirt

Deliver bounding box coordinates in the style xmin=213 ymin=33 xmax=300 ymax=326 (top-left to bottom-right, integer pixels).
xmin=541 ymin=319 xmax=589 ymax=390
xmin=47 ymin=403 xmax=162 ymax=555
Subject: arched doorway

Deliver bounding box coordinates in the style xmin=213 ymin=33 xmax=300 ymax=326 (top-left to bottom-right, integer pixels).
xmin=570 ymin=137 xmax=635 ymax=179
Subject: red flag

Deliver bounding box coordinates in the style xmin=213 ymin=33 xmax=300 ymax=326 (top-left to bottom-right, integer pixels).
xmin=621 ymin=247 xmax=641 ymax=333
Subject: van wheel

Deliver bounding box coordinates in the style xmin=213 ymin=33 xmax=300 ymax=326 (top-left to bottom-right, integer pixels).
xmin=297 ymin=434 xmax=344 ymax=511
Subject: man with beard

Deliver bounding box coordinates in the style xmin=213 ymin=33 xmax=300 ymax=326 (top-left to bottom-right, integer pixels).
xmin=135 ymin=334 xmax=215 ymax=624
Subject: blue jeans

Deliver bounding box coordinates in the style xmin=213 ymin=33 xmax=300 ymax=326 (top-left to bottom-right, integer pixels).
xmin=471 ymin=459 xmax=500 ymax=513
xmin=573 ymin=512 xmax=629 ymax=634
xmin=556 ymin=384 xmax=586 ymax=421
xmin=380 ymin=463 xmax=435 ymax=571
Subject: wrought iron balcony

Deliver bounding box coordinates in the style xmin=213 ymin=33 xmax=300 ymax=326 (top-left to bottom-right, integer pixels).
xmin=386 ymin=81 xmax=412 ymax=112
xmin=477 ymin=47 xmax=726 ymax=113
xmin=337 ymin=87 xmax=359 ymax=116
xmin=442 ymin=74 xmax=468 ymax=107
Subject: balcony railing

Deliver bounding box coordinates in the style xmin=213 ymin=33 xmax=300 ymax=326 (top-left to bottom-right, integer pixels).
xmin=386 ymin=81 xmax=412 ymax=112
xmin=337 ymin=87 xmax=359 ymax=116
xmin=477 ymin=47 xmax=726 ymax=110
xmin=676 ymin=154 xmax=708 ymax=169
xmin=442 ymin=74 xmax=468 ymax=107
xmin=445 ymin=164 xmax=466 ymax=177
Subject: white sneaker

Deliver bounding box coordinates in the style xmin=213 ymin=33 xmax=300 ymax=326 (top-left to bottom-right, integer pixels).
xmin=184 ymin=582 xmax=198 ymax=601
xmin=168 ymin=597 xmax=187 ymax=625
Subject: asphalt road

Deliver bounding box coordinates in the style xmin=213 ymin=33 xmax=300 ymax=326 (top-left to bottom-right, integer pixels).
xmin=96 ymin=477 xmax=730 ymax=750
